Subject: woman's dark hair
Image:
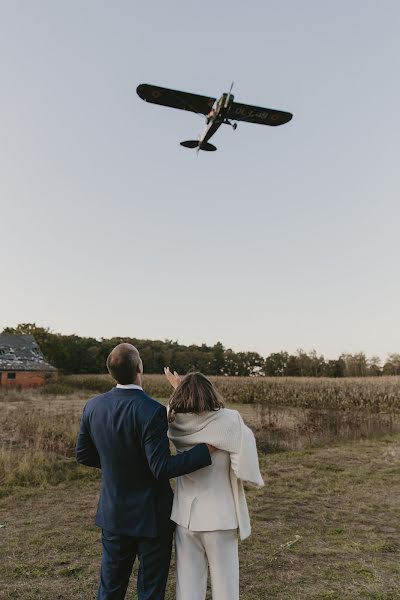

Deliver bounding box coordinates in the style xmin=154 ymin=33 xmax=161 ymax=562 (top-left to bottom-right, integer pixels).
xmin=168 ymin=372 xmax=224 ymax=423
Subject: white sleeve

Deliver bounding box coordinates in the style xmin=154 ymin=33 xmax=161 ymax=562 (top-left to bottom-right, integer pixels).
xmin=230 ymin=413 xmax=264 ymax=488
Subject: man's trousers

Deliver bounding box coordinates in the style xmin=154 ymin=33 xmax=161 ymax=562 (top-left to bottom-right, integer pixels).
xmin=97 ymin=528 xmax=173 ymax=600
xmin=175 ymin=525 xmax=239 ymax=600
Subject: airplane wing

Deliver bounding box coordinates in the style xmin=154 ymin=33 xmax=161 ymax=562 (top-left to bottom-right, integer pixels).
xmin=137 ymin=84 xmax=216 ymax=115
xmin=229 ymin=102 xmax=293 ymax=126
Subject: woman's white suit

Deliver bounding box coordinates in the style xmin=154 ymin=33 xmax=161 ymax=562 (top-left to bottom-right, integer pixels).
xmin=168 ymin=408 xmax=264 ymax=600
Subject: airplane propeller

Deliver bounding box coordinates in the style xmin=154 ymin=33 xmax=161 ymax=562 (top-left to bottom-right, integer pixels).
xmin=224 ymin=81 xmax=234 ymax=108
xmin=224 ymin=81 xmax=238 ymax=129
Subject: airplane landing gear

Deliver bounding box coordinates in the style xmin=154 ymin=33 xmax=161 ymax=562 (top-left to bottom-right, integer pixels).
xmin=224 ymin=119 xmax=238 ymax=130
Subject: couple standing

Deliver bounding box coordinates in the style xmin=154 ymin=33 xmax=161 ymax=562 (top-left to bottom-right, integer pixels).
xmin=76 ymin=343 xmax=264 ymax=599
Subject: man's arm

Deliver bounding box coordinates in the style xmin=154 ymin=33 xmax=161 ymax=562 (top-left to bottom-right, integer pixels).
xmin=75 ymin=408 xmax=101 ymax=469
xmin=143 ymin=405 xmax=211 ymax=481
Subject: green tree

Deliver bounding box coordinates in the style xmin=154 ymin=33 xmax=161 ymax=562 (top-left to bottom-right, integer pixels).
xmin=325 ymin=358 xmax=346 ymax=377
xmin=340 ymin=353 xmax=368 ymax=377
xmin=383 ymin=353 xmax=400 ymax=375
xmin=367 ymin=356 xmax=382 ymax=376
xmin=264 ymin=352 xmax=289 ymax=376
xmin=211 ymin=342 xmax=225 ymax=375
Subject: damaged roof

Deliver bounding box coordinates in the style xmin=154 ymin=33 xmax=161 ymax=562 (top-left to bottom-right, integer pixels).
xmin=0 ymin=333 xmax=57 ymax=372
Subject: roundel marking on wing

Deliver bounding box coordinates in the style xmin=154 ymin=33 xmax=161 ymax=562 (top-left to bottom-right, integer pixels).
xmin=152 ymin=90 xmax=161 ymax=99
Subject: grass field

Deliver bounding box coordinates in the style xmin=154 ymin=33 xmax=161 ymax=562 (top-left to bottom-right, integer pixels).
xmin=1 ymin=378 xmax=400 ymax=599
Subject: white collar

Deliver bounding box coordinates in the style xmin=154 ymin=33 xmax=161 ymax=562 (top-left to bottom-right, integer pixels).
xmin=116 ymin=383 xmax=143 ymax=390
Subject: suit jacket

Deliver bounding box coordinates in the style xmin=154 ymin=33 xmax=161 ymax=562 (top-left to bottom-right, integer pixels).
xmin=76 ymin=387 xmax=211 ymax=538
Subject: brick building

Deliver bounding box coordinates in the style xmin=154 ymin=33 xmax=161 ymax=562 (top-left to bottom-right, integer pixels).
xmin=0 ymin=333 xmax=58 ymax=388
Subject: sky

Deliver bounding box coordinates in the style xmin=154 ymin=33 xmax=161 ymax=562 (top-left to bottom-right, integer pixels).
xmin=1 ymin=1 xmax=399 ymax=361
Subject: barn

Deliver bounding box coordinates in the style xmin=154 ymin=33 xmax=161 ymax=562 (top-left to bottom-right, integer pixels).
xmin=0 ymin=333 xmax=58 ymax=388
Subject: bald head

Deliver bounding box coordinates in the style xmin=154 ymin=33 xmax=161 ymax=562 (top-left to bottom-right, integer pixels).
xmin=107 ymin=343 xmax=142 ymax=385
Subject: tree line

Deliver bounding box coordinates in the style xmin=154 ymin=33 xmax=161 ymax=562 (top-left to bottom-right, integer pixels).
xmin=3 ymin=323 xmax=400 ymax=377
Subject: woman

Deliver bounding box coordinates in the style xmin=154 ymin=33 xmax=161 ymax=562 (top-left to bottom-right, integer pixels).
xmin=164 ymin=368 xmax=264 ymax=600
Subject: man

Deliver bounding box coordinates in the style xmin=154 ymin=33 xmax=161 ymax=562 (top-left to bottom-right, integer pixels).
xmin=76 ymin=343 xmax=214 ymax=599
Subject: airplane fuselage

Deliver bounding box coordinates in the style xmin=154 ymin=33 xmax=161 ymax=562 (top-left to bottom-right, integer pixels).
xmin=198 ymin=92 xmax=234 ymax=149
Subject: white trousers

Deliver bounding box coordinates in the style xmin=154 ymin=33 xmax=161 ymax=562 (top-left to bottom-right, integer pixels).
xmin=175 ymin=525 xmax=239 ymax=600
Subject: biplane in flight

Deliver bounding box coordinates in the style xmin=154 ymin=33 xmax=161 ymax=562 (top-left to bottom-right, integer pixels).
xmin=136 ymin=83 xmax=293 ymax=152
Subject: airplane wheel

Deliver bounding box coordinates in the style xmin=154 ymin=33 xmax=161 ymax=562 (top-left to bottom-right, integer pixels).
xmin=233 ymin=123 xmax=237 ymax=130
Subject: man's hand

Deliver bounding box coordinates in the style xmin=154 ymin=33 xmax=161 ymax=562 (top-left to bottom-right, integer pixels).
xmin=206 ymin=444 xmax=218 ymax=453
xmin=164 ymin=367 xmax=182 ymax=389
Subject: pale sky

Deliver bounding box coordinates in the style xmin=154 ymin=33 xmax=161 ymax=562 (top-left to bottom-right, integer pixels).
xmin=1 ymin=1 xmax=399 ymax=360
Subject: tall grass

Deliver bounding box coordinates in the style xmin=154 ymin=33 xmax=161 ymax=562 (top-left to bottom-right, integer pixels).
xmin=1 ymin=406 xmax=78 ymax=455
xmin=0 ymin=399 xmax=98 ymax=496
xmin=1 ymin=374 xmax=400 ymax=496
xmin=0 ymin=449 xmax=97 ymax=496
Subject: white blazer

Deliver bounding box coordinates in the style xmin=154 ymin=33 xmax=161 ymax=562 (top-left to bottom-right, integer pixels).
xmin=168 ymin=408 xmax=264 ymax=540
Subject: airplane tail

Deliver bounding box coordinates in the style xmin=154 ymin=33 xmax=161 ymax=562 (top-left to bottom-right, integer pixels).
xmin=180 ymin=140 xmax=217 ymax=151
xmin=180 ymin=140 xmax=199 ymax=149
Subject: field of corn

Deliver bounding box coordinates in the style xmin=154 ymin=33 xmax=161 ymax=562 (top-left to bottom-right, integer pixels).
xmin=62 ymin=375 xmax=400 ymax=452
xmin=64 ymin=373 xmax=400 ymax=410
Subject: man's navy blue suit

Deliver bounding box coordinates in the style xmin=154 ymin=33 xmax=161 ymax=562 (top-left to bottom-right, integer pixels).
xmin=76 ymin=386 xmax=211 ymax=600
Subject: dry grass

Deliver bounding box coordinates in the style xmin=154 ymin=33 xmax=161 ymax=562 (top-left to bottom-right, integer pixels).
xmin=0 ymin=435 xmax=399 ymax=599
xmin=0 ymin=380 xmax=399 ymax=598
xmin=0 ymin=381 xmax=399 ymax=497
xmin=0 ymin=391 xmax=93 ymax=495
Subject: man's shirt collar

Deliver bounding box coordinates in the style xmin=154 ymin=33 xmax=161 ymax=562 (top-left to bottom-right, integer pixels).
xmin=116 ymin=383 xmax=143 ymax=390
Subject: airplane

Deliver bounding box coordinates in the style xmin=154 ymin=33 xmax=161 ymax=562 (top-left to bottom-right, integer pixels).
xmin=136 ymin=83 xmax=293 ymax=152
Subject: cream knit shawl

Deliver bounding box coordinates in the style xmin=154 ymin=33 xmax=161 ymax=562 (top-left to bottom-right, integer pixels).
xmin=168 ymin=408 xmax=264 ymax=540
